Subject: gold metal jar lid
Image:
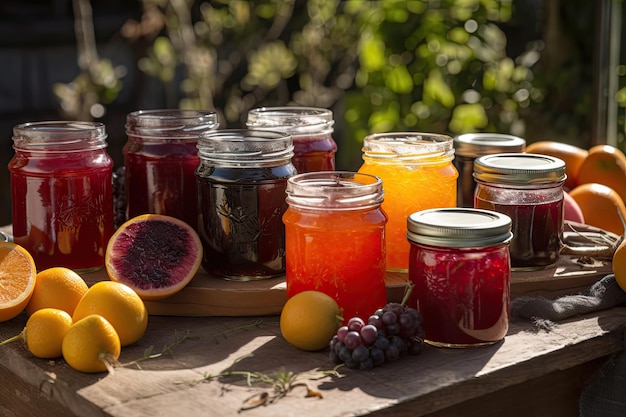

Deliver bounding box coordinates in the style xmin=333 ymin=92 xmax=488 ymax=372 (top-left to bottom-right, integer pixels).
xmin=473 ymin=153 xmax=566 ymax=185
xmin=454 ymin=133 xmax=526 ymax=158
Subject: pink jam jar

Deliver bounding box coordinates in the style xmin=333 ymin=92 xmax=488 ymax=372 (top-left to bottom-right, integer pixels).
xmin=407 ymin=208 xmax=512 ymax=347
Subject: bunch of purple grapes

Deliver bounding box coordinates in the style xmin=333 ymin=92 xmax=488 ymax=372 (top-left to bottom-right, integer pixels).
xmin=329 ymin=302 xmax=425 ymax=370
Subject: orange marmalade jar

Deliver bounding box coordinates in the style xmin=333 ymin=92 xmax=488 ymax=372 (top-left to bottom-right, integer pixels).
xmin=358 ymin=132 xmax=458 ymax=272
xmin=283 ymin=172 xmax=388 ymax=322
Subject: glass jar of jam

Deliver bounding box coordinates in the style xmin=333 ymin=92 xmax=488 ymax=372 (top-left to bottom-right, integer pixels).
xmin=473 ymin=153 xmax=566 ymax=270
xmin=283 ymin=171 xmax=388 ymax=322
xmin=8 ymin=121 xmax=114 ymax=272
xmin=357 ymin=132 xmax=458 ymax=272
xmin=246 ymin=106 xmax=337 ymax=173
xmin=407 ymin=208 xmax=512 ymax=347
xmin=196 ymin=129 xmax=297 ymax=281
xmin=453 ymin=133 xmax=526 ymax=208
xmin=124 ymin=109 xmax=218 ymax=230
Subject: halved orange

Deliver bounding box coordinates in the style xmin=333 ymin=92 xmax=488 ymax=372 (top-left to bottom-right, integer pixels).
xmin=105 ymin=214 xmax=202 ymax=301
xmin=525 ymin=141 xmax=588 ymax=191
xmin=0 ymin=242 xmax=37 ymax=322
xmin=569 ymin=183 xmax=626 ymax=235
xmin=577 ymin=145 xmax=626 ymax=203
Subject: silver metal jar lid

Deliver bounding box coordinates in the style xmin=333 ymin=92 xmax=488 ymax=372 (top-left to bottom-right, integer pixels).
xmin=453 ymin=133 xmax=526 ymax=158
xmin=473 ymin=153 xmax=566 ymax=184
xmin=407 ymin=208 xmax=512 ymax=248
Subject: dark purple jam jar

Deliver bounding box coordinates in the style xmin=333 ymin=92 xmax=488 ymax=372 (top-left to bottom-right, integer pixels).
xmin=196 ymin=129 xmax=297 ymax=281
xmin=473 ymin=153 xmax=566 ymax=270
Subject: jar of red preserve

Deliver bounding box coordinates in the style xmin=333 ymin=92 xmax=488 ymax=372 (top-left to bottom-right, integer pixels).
xmin=196 ymin=129 xmax=297 ymax=281
xmin=473 ymin=153 xmax=566 ymax=270
xmin=246 ymin=106 xmax=337 ymax=173
xmin=283 ymin=171 xmax=388 ymax=323
xmin=407 ymin=208 xmax=512 ymax=347
xmin=124 ymin=109 xmax=218 ymax=230
xmin=8 ymin=121 xmax=114 ymax=272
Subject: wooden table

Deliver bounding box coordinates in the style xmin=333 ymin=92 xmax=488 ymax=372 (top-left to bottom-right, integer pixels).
xmin=1 ymin=223 xmax=624 ymax=416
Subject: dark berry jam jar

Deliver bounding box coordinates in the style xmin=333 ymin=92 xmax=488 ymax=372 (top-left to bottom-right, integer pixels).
xmin=453 ymin=133 xmax=526 ymax=208
xmin=407 ymin=208 xmax=512 ymax=347
xmin=196 ymin=129 xmax=297 ymax=281
xmin=9 ymin=121 xmax=114 ymax=272
xmin=124 ymin=109 xmax=218 ymax=230
xmin=246 ymin=106 xmax=337 ymax=173
xmin=473 ymin=153 xmax=566 ymax=270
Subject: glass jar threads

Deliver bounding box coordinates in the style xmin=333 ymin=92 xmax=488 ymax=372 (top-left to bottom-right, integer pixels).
xmin=196 ymin=129 xmax=297 ymax=280
xmin=473 ymin=153 xmax=566 ymax=270
xmin=453 ymin=133 xmax=526 ymax=208
xmin=283 ymin=171 xmax=388 ymax=322
xmin=246 ymin=106 xmax=337 ymax=173
xmin=358 ymin=132 xmax=458 ymax=272
xmin=124 ymin=109 xmax=218 ymax=230
xmin=407 ymin=208 xmax=513 ymax=347
xmin=8 ymin=121 xmax=114 ymax=272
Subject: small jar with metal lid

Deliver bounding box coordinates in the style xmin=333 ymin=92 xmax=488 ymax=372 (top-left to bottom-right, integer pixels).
xmin=407 ymin=208 xmax=513 ymax=347
xmin=453 ymin=133 xmax=526 ymax=207
xmin=246 ymin=106 xmax=337 ymax=173
xmin=473 ymin=153 xmax=566 ymax=270
xmin=196 ymin=129 xmax=297 ymax=281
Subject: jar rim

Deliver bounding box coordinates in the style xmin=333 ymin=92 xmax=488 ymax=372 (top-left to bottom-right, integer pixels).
xmin=126 ymin=109 xmax=219 ymax=139
xmin=407 ymin=208 xmax=513 ymax=248
xmin=362 ymin=132 xmax=454 ymax=161
xmin=12 ymin=121 xmax=108 ymax=150
xmin=454 ymin=133 xmax=526 ymax=158
xmin=286 ymin=171 xmax=384 ymax=210
xmin=198 ymin=129 xmax=294 ymax=166
xmin=246 ymin=106 xmax=334 ymax=135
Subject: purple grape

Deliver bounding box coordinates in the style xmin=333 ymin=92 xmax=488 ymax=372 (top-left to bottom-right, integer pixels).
xmin=343 ymin=331 xmax=362 ymax=350
xmin=336 ymin=325 xmax=349 ymax=343
xmin=359 ymin=357 xmax=374 ymax=370
xmin=374 ymin=335 xmax=390 ymax=350
xmin=367 ymin=314 xmax=383 ymax=329
xmin=347 ymin=317 xmax=365 ymax=332
xmin=360 ymin=324 xmax=378 ymax=345
xmin=352 ymin=345 xmax=370 ymax=362
xmin=385 ymin=344 xmax=400 ymax=362
xmin=386 ymin=322 xmax=400 ymax=335
xmin=382 ymin=311 xmax=397 ymax=325
xmin=370 ymin=347 xmax=385 ymax=365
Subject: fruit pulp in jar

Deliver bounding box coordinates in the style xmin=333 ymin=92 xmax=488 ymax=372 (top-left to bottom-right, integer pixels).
xmin=408 ymin=244 xmax=510 ymax=346
xmin=475 ymin=197 xmax=563 ymax=269
xmin=358 ymin=159 xmax=457 ymax=271
xmin=9 ymin=150 xmax=114 ymax=271
xmin=283 ymin=206 xmax=388 ymax=323
xmin=124 ymin=138 xmax=199 ymax=230
xmin=197 ymin=165 xmax=294 ymax=280
xmin=291 ymin=134 xmax=337 ymax=173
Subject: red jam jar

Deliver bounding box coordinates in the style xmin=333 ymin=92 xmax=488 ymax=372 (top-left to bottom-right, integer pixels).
xmin=8 ymin=121 xmax=114 ymax=272
xmin=124 ymin=109 xmax=218 ymax=230
xmin=473 ymin=153 xmax=566 ymax=270
xmin=407 ymin=208 xmax=512 ymax=347
xmin=246 ymin=106 xmax=337 ymax=173
xmin=283 ymin=172 xmax=388 ymax=323
xmin=196 ymin=129 xmax=297 ymax=280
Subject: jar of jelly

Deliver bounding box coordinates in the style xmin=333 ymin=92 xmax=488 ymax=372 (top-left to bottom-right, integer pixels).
xmin=196 ymin=129 xmax=297 ymax=280
xmin=473 ymin=153 xmax=566 ymax=270
xmin=124 ymin=109 xmax=218 ymax=230
xmin=407 ymin=208 xmax=512 ymax=347
xmin=283 ymin=171 xmax=388 ymax=322
xmin=246 ymin=106 xmax=337 ymax=173
xmin=358 ymin=132 xmax=458 ymax=272
xmin=8 ymin=121 xmax=114 ymax=272
xmin=453 ymin=133 xmax=526 ymax=208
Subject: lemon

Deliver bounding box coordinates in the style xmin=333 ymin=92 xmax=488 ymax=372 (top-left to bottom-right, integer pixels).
xmin=72 ymin=281 xmax=148 ymax=347
xmin=62 ymin=314 xmax=121 ymax=373
xmin=280 ymin=290 xmax=343 ymax=351
xmin=24 ymin=308 xmax=73 ymax=358
xmin=26 ymin=267 xmax=89 ymax=316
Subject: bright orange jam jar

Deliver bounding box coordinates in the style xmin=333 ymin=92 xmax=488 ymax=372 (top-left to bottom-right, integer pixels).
xmin=358 ymin=132 xmax=458 ymax=272
xmin=283 ymin=172 xmax=388 ymax=322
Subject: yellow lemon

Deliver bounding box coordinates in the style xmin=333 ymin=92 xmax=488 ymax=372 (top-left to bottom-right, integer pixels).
xmin=26 ymin=267 xmax=89 ymax=316
xmin=280 ymin=290 xmax=343 ymax=351
xmin=72 ymin=281 xmax=148 ymax=347
xmin=24 ymin=308 xmax=73 ymax=358
xmin=62 ymin=314 xmax=121 ymax=373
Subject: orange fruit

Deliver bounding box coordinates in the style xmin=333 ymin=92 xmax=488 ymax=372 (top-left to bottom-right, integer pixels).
xmin=105 ymin=214 xmax=202 ymax=301
xmin=25 ymin=267 xmax=89 ymax=316
xmin=577 ymin=145 xmax=626 ymax=203
xmin=280 ymin=290 xmax=344 ymax=351
xmin=72 ymin=281 xmax=148 ymax=347
xmin=525 ymin=141 xmax=588 ymax=191
xmin=569 ymin=183 xmax=626 ymax=235
xmin=613 ymin=239 xmax=626 ymax=292
xmin=62 ymin=314 xmax=121 ymax=373
xmin=0 ymin=242 xmax=37 ymax=322
xmin=24 ymin=308 xmax=73 ymax=358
